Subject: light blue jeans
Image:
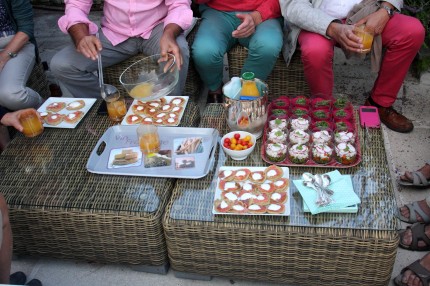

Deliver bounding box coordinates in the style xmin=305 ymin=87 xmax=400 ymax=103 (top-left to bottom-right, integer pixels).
xmin=192 ymin=5 xmax=283 ymax=91
xmin=50 ymin=23 xmax=189 ymax=98
xmin=0 ymin=35 xmax=42 ymax=110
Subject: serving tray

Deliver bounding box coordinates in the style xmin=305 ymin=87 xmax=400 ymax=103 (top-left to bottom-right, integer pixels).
xmin=87 ymin=125 xmax=218 ymax=178
xmin=212 ymin=166 xmax=290 ymax=216
xmin=37 ymin=97 xmax=96 ymax=128
xmin=261 ymin=98 xmax=362 ymax=168
xmin=120 ymin=96 xmax=188 ymax=126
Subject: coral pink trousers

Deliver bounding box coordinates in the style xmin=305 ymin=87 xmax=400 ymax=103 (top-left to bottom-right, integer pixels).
xmin=298 ymin=14 xmax=425 ymax=107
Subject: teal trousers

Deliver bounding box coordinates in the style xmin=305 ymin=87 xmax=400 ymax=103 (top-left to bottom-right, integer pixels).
xmin=192 ymin=5 xmax=283 ymax=91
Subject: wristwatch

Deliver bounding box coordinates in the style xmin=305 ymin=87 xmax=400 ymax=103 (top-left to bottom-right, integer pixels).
xmin=380 ymin=5 xmax=395 ymax=18
xmin=7 ymin=51 xmax=17 ymax=58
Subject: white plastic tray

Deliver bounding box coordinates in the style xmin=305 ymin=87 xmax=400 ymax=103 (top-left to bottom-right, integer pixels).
xmin=212 ymin=166 xmax=290 ymax=216
xmin=86 ymin=125 xmax=218 ymax=179
xmin=120 ymin=96 xmax=188 ymax=126
xmin=37 ymin=97 xmax=97 ymax=128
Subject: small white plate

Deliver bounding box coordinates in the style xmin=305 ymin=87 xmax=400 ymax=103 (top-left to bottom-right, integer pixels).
xmin=121 ymin=96 xmax=188 ymax=126
xmin=37 ymin=97 xmax=96 ymax=129
xmin=212 ymin=166 xmax=290 ymax=216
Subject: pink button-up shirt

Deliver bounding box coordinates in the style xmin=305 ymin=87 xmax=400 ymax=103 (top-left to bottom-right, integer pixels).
xmin=58 ymin=0 xmax=193 ymax=46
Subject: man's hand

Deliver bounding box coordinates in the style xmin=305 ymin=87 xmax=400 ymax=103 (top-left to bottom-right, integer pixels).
xmin=68 ymin=23 xmax=102 ymax=60
xmin=232 ymin=12 xmax=261 ymax=38
xmin=0 ymin=108 xmax=41 ymax=132
xmin=326 ymin=22 xmax=363 ymax=53
xmin=0 ymin=51 xmax=10 ymax=72
xmin=160 ymin=23 xmax=183 ymax=70
xmin=355 ymin=8 xmax=390 ymax=36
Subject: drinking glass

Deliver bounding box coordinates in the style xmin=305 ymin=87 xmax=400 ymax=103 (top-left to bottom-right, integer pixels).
xmin=136 ymin=124 xmax=160 ymax=155
xmin=353 ymin=25 xmax=374 ymax=54
xmin=103 ymin=84 xmax=127 ymax=122
xmin=19 ymin=109 xmax=44 ymax=137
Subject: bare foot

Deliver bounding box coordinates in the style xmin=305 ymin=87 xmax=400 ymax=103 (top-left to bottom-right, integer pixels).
xmin=401 ymin=224 xmax=430 ymax=249
xmin=399 ymin=252 xmax=430 ymax=285
xmin=400 ymin=199 xmax=430 ymax=223
xmin=400 ymin=163 xmax=430 ymax=183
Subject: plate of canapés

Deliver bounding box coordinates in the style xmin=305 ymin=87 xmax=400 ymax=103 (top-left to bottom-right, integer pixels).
xmin=213 ymin=165 xmax=290 ymax=216
xmin=261 ymin=96 xmax=360 ymax=168
xmin=37 ymin=97 xmax=97 ymax=128
xmin=121 ymin=96 xmax=188 ymax=126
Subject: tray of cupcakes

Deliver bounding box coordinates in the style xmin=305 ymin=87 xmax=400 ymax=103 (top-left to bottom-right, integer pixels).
xmin=212 ymin=165 xmax=290 ymax=216
xmin=260 ymin=96 xmax=361 ymax=168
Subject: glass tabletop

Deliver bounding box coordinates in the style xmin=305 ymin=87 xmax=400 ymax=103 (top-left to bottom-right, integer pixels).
xmin=0 ymin=99 xmax=199 ymax=214
xmin=169 ymin=104 xmax=400 ymax=231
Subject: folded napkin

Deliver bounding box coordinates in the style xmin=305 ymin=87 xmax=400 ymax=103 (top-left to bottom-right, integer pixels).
xmin=293 ymin=170 xmax=361 ymax=215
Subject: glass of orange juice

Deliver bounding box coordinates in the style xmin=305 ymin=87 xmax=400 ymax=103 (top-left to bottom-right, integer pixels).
xmin=353 ymin=25 xmax=374 ymax=54
xmin=136 ymin=124 xmax=160 ymax=155
xmin=19 ymin=109 xmax=44 ymax=137
xmin=103 ymin=84 xmax=127 ymax=122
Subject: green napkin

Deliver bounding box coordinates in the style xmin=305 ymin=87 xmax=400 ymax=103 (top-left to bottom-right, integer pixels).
xmin=293 ymin=170 xmax=361 ymax=215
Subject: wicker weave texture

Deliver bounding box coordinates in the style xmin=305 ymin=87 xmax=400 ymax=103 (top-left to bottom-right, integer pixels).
xmin=27 ymin=60 xmax=50 ymax=99
xmin=227 ymin=46 xmax=309 ymax=101
xmin=0 ymin=100 xmax=200 ymax=265
xmin=163 ymin=104 xmax=398 ymax=285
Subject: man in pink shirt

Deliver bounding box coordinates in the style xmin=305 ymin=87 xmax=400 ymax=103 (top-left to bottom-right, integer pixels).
xmin=50 ymin=0 xmax=193 ymax=98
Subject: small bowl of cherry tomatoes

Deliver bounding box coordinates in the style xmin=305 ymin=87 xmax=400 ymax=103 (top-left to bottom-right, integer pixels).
xmin=221 ymin=131 xmax=256 ymax=160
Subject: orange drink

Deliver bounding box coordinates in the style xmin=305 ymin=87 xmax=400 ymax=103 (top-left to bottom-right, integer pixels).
xmin=103 ymin=85 xmax=127 ymax=122
xmin=353 ymin=25 xmax=374 ymax=53
xmin=19 ymin=109 xmax=44 ymax=137
xmin=137 ymin=124 xmax=160 ymax=155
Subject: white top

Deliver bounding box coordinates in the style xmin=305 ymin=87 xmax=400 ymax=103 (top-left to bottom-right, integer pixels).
xmin=319 ymin=0 xmax=361 ymax=19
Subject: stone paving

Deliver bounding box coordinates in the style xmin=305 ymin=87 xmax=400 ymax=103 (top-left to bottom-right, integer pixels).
xmin=7 ymin=8 xmax=430 ymax=286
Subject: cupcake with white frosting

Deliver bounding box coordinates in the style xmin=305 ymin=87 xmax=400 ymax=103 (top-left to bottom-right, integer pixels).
xmin=312 ymin=129 xmax=332 ymax=144
xmin=290 ymin=116 xmax=310 ymax=131
xmin=312 ymin=143 xmax=333 ymax=164
xmin=265 ymin=143 xmax=287 ymax=162
xmin=269 ymin=118 xmax=288 ymax=131
xmin=334 ymin=131 xmax=355 ymax=144
xmin=268 ymin=128 xmax=287 ymax=144
xmin=335 ymin=142 xmax=357 ymax=165
xmin=289 ymin=129 xmax=310 ymax=145
xmin=288 ymin=143 xmax=309 ymax=164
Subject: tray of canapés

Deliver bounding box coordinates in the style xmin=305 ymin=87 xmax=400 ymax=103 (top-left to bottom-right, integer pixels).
xmin=121 ymin=95 xmax=188 ymax=126
xmin=260 ymin=96 xmax=361 ymax=168
xmin=213 ymin=165 xmax=290 ymax=216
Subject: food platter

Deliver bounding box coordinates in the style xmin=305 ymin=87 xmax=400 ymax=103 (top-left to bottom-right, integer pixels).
xmin=212 ymin=166 xmax=290 ymax=216
xmin=260 ymin=96 xmax=361 ymax=168
xmin=121 ymin=96 xmax=188 ymax=126
xmin=86 ymin=125 xmax=218 ymax=179
xmin=37 ymin=97 xmax=96 ymax=128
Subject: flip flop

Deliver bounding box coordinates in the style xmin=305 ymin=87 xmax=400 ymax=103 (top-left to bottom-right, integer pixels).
xmin=398 ymin=201 xmax=430 ymax=224
xmin=394 ymin=256 xmax=430 ymax=285
xmin=399 ymin=170 xmax=430 ymax=188
xmin=399 ymin=222 xmax=430 ymax=251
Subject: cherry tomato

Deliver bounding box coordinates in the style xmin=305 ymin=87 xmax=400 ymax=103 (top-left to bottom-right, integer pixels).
xmin=224 ymin=137 xmax=231 ymax=144
xmin=234 ymin=133 xmax=241 ymax=140
xmin=223 ymin=142 xmax=230 ymax=148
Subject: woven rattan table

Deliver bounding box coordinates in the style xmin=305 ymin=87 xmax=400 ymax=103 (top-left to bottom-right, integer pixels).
xmin=163 ymin=104 xmax=400 ymax=285
xmin=0 ymin=99 xmax=200 ymax=273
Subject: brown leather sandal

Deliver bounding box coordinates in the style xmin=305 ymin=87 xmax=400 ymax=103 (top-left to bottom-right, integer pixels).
xmin=399 ymin=222 xmax=430 ymax=251
xmin=394 ymin=256 xmax=430 ymax=285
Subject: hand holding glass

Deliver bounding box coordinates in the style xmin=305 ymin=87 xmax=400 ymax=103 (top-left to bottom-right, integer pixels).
xmin=353 ymin=25 xmax=374 ymax=54
xmin=19 ymin=109 xmax=44 ymax=137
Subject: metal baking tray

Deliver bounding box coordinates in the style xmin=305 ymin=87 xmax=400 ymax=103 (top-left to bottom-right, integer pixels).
xmin=87 ymin=125 xmax=218 ymax=178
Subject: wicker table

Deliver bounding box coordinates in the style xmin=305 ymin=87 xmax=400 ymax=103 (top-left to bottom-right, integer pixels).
xmin=163 ymin=104 xmax=400 ymax=285
xmin=0 ymin=99 xmax=200 ymax=273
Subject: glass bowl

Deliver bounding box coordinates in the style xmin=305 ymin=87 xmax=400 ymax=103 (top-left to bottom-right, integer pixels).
xmin=119 ymin=53 xmax=179 ymax=101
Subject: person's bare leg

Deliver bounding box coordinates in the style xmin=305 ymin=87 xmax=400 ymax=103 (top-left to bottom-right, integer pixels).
xmin=400 ymin=252 xmax=430 ymax=285
xmin=0 ymin=194 xmax=12 ymax=284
